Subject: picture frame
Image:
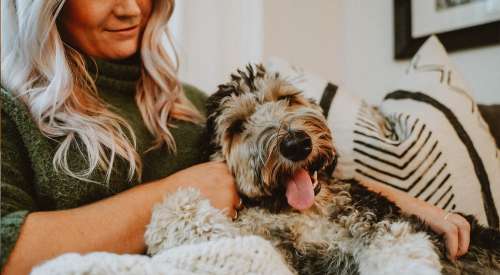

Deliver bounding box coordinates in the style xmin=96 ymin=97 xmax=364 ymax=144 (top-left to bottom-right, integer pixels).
xmin=394 ymin=0 xmax=500 ymax=59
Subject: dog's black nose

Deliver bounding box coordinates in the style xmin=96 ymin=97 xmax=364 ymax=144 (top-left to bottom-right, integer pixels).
xmin=280 ymin=130 xmax=312 ymax=161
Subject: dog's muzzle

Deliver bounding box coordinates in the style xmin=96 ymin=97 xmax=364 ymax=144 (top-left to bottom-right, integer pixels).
xmin=279 ymin=130 xmax=312 ymax=161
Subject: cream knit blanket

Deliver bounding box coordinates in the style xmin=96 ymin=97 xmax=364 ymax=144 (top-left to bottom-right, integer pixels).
xmin=31 ymin=189 xmax=293 ymax=275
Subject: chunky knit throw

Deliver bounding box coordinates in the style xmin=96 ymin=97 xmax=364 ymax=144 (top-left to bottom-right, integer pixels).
xmin=31 ymin=189 xmax=293 ymax=275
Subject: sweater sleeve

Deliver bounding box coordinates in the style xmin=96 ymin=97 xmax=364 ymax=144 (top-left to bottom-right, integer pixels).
xmin=1 ymin=110 xmax=38 ymax=269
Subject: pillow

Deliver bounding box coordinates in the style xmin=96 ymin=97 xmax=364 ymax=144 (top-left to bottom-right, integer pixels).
xmin=266 ymin=37 xmax=500 ymax=228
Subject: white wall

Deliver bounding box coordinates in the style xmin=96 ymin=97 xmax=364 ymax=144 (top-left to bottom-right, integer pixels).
xmin=172 ymin=0 xmax=500 ymax=104
xmin=262 ymin=0 xmax=500 ymax=104
xmin=262 ymin=0 xmax=344 ymax=86
xmin=171 ymin=0 xmax=263 ymax=94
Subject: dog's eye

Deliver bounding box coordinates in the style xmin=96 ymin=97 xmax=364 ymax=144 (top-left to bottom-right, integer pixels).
xmin=227 ymin=119 xmax=246 ymax=135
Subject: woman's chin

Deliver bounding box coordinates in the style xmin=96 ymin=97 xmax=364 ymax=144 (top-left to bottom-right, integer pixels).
xmin=98 ymin=43 xmax=139 ymax=61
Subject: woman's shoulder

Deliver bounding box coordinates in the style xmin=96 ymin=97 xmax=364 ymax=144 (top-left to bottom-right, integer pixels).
xmin=182 ymin=83 xmax=208 ymax=116
xmin=1 ymin=86 xmax=16 ymax=105
xmin=0 ymin=86 xmax=47 ymax=155
xmin=1 ymin=86 xmax=27 ymax=109
xmin=1 ymin=87 xmax=22 ymax=135
xmin=1 ymin=86 xmax=31 ymax=125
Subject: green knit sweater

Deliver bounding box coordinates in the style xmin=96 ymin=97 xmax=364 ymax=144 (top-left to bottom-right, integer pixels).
xmin=0 ymin=58 xmax=209 ymax=269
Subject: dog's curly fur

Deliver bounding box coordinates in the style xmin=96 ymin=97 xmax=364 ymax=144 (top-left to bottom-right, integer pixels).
xmin=205 ymin=64 xmax=500 ymax=275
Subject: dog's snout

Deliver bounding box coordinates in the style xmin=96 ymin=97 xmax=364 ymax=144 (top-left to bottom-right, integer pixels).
xmin=279 ymin=130 xmax=312 ymax=161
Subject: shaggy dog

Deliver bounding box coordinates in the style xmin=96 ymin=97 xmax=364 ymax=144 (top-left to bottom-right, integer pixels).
xmin=205 ymin=65 xmax=500 ymax=275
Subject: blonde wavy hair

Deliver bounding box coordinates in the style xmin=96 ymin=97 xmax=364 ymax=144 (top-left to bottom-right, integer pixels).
xmin=1 ymin=0 xmax=203 ymax=183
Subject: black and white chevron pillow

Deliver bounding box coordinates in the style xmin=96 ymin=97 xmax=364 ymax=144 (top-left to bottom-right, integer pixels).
xmin=266 ymin=36 xmax=500 ymax=228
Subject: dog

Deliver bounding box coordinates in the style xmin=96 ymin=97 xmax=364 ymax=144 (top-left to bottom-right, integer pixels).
xmin=205 ymin=64 xmax=500 ymax=275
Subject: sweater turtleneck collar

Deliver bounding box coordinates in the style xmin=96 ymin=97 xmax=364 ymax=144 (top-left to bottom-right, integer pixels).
xmin=84 ymin=54 xmax=142 ymax=96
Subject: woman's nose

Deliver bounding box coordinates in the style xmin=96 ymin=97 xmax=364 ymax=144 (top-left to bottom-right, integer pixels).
xmin=114 ymin=0 xmax=142 ymax=18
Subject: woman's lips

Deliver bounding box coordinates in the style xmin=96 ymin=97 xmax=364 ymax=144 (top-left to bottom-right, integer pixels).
xmin=105 ymin=25 xmax=139 ymax=38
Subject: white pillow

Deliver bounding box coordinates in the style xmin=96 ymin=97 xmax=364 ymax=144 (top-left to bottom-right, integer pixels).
xmin=266 ymin=37 xmax=500 ymax=227
xmin=379 ymin=36 xmax=500 ymax=227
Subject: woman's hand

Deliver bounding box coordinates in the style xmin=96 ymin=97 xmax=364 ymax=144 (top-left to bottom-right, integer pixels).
xmin=357 ymin=178 xmax=471 ymax=260
xmin=160 ymin=161 xmax=241 ymax=218
xmin=405 ymin=197 xmax=471 ymax=260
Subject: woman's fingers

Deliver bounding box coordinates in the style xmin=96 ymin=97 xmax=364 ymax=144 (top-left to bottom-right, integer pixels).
xmin=227 ymin=208 xmax=238 ymax=220
xmin=235 ymin=198 xmax=243 ymax=210
xmin=232 ymin=192 xmax=241 ymax=208
xmin=223 ymin=194 xmax=240 ymax=219
xmin=231 ymin=196 xmax=243 ymax=220
xmin=451 ymin=214 xmax=471 ymax=257
xmin=166 ymin=161 xmax=240 ymax=219
xmin=442 ymin=213 xmax=471 ymax=259
xmin=443 ymin=223 xmax=459 ymax=260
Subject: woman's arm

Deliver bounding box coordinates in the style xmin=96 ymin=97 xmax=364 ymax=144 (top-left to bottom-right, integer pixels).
xmin=358 ymin=178 xmax=471 ymax=260
xmin=2 ymin=161 xmax=240 ymax=275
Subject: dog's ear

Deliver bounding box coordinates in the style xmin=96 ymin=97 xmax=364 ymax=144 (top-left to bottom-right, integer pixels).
xmin=205 ymin=64 xmax=268 ymax=156
xmin=206 ymin=84 xmax=236 ymax=119
xmin=205 ymin=83 xmax=241 ymax=156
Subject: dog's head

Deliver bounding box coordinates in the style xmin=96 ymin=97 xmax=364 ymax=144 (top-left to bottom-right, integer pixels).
xmin=206 ymin=64 xmax=336 ymax=212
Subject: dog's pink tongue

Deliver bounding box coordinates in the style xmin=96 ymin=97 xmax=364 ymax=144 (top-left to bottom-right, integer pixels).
xmin=286 ymin=168 xmax=314 ymax=210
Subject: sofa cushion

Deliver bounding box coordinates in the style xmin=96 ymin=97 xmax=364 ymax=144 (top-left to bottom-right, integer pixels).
xmin=478 ymin=104 xmax=500 ymax=148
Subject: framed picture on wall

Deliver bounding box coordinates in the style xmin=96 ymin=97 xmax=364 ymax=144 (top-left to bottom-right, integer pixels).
xmin=394 ymin=0 xmax=500 ymax=59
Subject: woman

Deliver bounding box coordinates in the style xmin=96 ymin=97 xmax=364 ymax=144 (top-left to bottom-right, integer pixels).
xmin=0 ymin=0 xmax=470 ymax=274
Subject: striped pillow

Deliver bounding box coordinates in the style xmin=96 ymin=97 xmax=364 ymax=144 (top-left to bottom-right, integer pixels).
xmin=332 ymin=37 xmax=499 ymax=228
xmin=266 ymin=36 xmax=500 ymax=228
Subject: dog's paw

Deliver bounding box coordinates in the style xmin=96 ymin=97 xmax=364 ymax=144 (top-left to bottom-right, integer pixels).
xmin=144 ymin=188 xmax=240 ymax=255
xmin=381 ymin=262 xmax=441 ymax=275
xmin=357 ymin=252 xmax=441 ymax=275
xmin=356 ymin=221 xmax=442 ymax=275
